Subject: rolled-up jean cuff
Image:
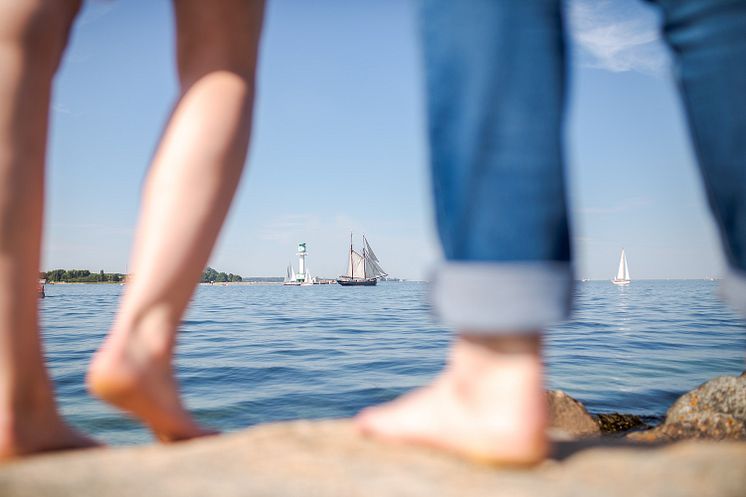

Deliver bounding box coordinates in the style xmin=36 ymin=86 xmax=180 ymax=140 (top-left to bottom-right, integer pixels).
xmin=430 ymin=262 xmax=573 ymax=333
xmin=721 ymin=268 xmax=746 ymax=317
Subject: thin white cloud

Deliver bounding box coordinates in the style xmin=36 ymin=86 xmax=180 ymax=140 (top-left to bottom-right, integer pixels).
xmin=257 ymin=214 xmax=321 ymax=242
xmin=52 ymin=103 xmax=85 ymax=118
xmin=568 ymin=0 xmax=670 ymax=75
xmin=49 ymin=222 xmax=133 ymax=237
xmin=52 ymin=104 xmax=72 ymax=115
xmin=77 ymin=0 xmax=117 ymax=27
xmin=258 ymin=212 xmax=371 ymax=243
xmin=576 ymin=196 xmax=653 ymax=215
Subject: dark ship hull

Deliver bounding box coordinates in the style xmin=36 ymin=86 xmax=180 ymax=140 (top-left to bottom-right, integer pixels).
xmin=336 ymin=278 xmax=377 ymax=286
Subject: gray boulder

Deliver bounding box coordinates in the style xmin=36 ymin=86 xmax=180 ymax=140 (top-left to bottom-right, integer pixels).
xmin=547 ymin=390 xmax=600 ymax=438
xmin=628 ymin=372 xmax=746 ymax=441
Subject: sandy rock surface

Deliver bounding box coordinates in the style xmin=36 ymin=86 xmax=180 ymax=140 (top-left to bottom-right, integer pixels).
xmin=3 ymin=373 xmax=746 ymax=496
xmin=1 ymin=420 xmax=745 ymax=497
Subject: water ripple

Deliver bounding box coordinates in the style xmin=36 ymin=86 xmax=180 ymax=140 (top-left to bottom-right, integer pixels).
xmin=40 ymin=280 xmax=745 ymax=444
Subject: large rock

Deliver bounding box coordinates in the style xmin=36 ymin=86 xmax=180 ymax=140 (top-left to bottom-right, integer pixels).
xmin=594 ymin=413 xmax=649 ymax=435
xmin=1 ymin=420 xmax=744 ymax=497
xmin=628 ymin=372 xmax=746 ymax=442
xmin=547 ymin=390 xmax=600 ymax=438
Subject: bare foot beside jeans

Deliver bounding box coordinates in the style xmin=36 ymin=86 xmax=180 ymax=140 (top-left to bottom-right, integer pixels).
xmin=356 ymin=334 xmax=548 ymax=465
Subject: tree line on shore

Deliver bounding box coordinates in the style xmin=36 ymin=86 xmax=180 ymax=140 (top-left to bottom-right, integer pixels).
xmin=200 ymin=267 xmax=243 ymax=283
xmin=41 ymin=267 xmax=243 ymax=284
xmin=42 ymin=269 xmax=123 ymax=283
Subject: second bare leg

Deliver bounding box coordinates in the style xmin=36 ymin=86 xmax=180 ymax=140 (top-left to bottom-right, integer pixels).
xmin=87 ymin=0 xmax=265 ymax=442
xmin=0 ymin=0 xmax=98 ymax=460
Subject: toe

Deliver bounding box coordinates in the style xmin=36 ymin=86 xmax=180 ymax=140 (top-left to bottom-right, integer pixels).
xmin=354 ymin=402 xmax=416 ymax=441
xmin=354 ymin=406 xmax=378 ymax=434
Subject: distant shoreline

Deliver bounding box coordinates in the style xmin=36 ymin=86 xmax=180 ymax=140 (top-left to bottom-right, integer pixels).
xmin=199 ymin=281 xmax=283 ymax=286
xmin=47 ymin=281 xmax=122 ymax=285
xmin=47 ymin=280 xmax=424 ymax=286
xmin=47 ymin=281 xmax=284 ymax=286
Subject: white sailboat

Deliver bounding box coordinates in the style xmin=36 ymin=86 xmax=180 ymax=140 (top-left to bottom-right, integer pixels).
xmin=283 ymin=263 xmax=301 ymax=286
xmin=612 ymin=249 xmax=631 ymax=286
xmin=337 ymin=234 xmax=387 ymax=286
xmin=301 ymin=268 xmax=314 ymax=286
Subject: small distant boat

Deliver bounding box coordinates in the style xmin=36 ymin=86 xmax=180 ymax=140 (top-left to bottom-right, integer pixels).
xmin=283 ymin=263 xmax=301 ymax=286
xmin=337 ymin=234 xmax=387 ymax=286
xmin=612 ymin=249 xmax=631 ymax=286
xmin=300 ymin=267 xmax=314 ymax=286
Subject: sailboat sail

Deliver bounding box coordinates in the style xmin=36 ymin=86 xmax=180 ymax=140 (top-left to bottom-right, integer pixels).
xmin=349 ymin=250 xmax=365 ymax=278
xmin=616 ymin=250 xmax=626 ymax=280
xmin=364 ymin=239 xmax=380 ymax=262
xmin=613 ymin=249 xmax=630 ymax=285
xmin=364 ymin=257 xmax=386 ymax=279
xmin=363 ymin=238 xmax=387 ymax=279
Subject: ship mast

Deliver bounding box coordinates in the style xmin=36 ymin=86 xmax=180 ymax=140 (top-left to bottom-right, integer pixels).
xmin=362 ymin=235 xmax=367 ymax=279
xmin=350 ymin=232 xmax=353 ymax=279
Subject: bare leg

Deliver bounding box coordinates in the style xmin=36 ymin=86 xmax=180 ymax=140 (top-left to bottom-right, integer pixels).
xmin=87 ymin=0 xmax=265 ymax=442
xmin=356 ymin=334 xmax=548 ymax=465
xmin=0 ymin=0 xmax=99 ymax=460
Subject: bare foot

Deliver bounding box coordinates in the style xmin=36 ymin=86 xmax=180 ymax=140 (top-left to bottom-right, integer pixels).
xmin=87 ymin=318 xmax=216 ymax=442
xmin=1 ymin=404 xmax=99 ymax=461
xmin=356 ymin=334 xmax=548 ymax=465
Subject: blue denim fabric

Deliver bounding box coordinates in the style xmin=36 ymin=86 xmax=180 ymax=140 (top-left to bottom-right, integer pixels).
xmin=422 ymin=0 xmax=746 ymax=329
xmin=421 ymin=0 xmax=570 ymax=264
xmin=654 ymin=0 xmax=746 ymax=272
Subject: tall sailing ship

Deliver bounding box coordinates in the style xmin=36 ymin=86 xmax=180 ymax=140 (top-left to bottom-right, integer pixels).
xmin=612 ymin=248 xmax=631 ymax=286
xmin=337 ymin=234 xmax=387 ymax=286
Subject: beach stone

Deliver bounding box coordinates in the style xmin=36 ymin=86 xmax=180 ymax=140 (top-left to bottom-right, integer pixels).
xmin=547 ymin=390 xmax=601 ymax=438
xmin=1 ymin=420 xmax=745 ymax=497
xmin=593 ymin=413 xmax=649 ymax=435
xmin=628 ymin=372 xmax=746 ymax=442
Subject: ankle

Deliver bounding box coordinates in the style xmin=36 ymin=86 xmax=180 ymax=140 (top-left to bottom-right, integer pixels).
xmin=1 ymin=395 xmax=62 ymax=444
xmin=111 ymin=305 xmax=178 ymax=360
xmin=1 ymin=376 xmax=56 ymax=417
xmin=446 ymin=334 xmax=545 ymax=414
xmin=449 ymin=333 xmax=542 ymax=376
xmin=458 ymin=332 xmax=541 ymax=353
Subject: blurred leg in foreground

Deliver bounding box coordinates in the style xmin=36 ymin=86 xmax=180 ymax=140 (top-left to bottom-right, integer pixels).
xmin=0 ymin=0 xmax=97 ymax=460
xmin=654 ymin=0 xmax=746 ymax=312
xmin=87 ymin=0 xmax=264 ymax=442
xmin=357 ymin=0 xmax=571 ymax=464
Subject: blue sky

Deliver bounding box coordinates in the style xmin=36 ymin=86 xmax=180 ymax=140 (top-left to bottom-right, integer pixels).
xmin=45 ymin=0 xmax=724 ymax=280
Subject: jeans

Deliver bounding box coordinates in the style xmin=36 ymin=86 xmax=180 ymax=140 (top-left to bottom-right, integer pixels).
xmin=423 ymin=0 xmax=746 ymax=331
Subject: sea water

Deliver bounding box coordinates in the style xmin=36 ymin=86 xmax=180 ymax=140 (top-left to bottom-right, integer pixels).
xmin=41 ymin=280 xmax=745 ymax=445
